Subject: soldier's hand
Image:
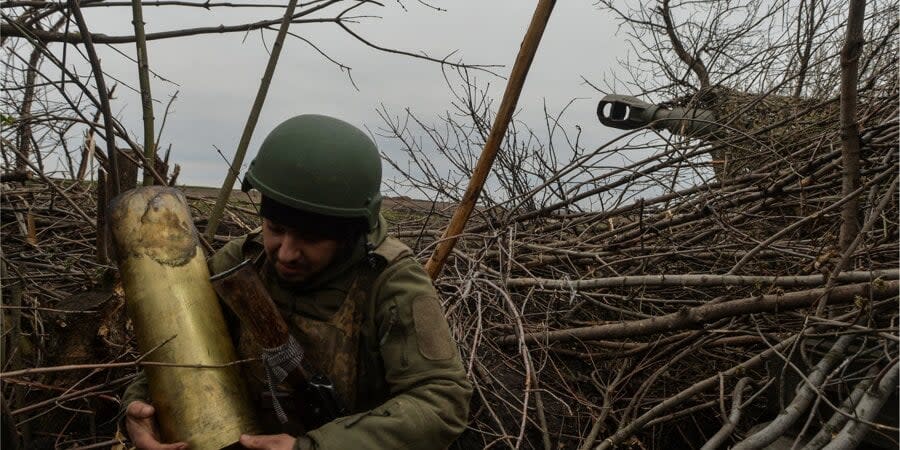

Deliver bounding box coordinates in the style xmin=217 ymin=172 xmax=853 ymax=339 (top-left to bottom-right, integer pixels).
xmin=239 ymin=433 xmax=299 ymax=450
xmin=124 ymin=400 xmax=189 ymax=450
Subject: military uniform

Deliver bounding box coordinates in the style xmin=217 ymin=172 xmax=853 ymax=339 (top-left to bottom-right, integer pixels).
xmin=123 ymin=215 xmax=472 ymax=449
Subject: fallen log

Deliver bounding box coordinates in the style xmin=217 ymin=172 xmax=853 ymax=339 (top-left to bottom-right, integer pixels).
xmin=504 ymin=269 xmax=898 ymax=290
xmin=497 ymin=279 xmax=899 ymax=346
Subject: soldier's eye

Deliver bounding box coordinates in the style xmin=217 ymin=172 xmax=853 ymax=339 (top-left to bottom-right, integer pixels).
xmin=267 ymin=222 xmax=286 ymax=234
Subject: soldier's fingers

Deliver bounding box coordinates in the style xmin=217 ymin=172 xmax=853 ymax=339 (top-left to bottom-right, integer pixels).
xmin=130 ymin=427 xmax=188 ymax=450
xmin=239 ymin=434 xmax=264 ymax=449
xmin=126 ymin=418 xmax=162 ymax=450
xmin=125 ymin=400 xmax=155 ymax=419
xmin=239 ymin=434 xmax=294 ymax=450
xmin=124 ymin=403 xmax=188 ymax=450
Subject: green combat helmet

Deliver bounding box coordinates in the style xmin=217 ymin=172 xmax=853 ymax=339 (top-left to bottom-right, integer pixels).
xmin=242 ymin=114 xmax=382 ymax=230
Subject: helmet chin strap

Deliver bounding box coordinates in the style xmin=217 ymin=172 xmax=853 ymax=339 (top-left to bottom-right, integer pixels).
xmin=366 ymin=241 xmax=378 ymax=268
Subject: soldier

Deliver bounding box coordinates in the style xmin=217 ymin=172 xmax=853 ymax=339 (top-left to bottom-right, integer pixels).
xmin=122 ymin=115 xmax=472 ymax=449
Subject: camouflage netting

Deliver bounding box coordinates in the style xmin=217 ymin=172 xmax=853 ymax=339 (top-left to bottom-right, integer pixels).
xmin=661 ymin=87 xmax=843 ymax=181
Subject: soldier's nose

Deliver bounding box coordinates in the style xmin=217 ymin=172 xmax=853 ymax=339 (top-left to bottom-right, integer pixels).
xmin=277 ymin=236 xmax=305 ymax=263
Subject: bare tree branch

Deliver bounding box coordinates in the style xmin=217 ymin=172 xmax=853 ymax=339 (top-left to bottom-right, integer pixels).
xmin=838 ymin=0 xmax=866 ymax=251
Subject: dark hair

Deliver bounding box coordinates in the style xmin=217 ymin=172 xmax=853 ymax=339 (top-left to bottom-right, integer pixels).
xmin=260 ymin=196 xmax=367 ymax=242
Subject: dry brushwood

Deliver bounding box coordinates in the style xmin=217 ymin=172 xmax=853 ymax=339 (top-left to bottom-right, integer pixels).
xmin=2 ymin=0 xmax=899 ymax=449
xmin=375 ymin=1 xmax=899 ymax=448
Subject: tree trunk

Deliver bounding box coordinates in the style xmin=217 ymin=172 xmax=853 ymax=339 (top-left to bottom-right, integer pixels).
xmin=838 ymin=0 xmax=866 ymax=251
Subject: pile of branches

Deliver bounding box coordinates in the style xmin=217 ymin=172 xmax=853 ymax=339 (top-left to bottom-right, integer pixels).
xmin=1 ymin=1 xmax=898 ymax=449
xmin=2 ymin=102 xmax=897 ymax=447
xmin=0 ymin=85 xmax=897 ymax=450
xmin=384 ymin=85 xmax=899 ymax=448
xmin=375 ymin=1 xmax=900 ymax=447
xmin=377 ymin=4 xmax=899 ymax=446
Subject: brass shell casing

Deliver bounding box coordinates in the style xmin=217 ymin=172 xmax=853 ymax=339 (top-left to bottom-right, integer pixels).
xmin=109 ymin=186 xmax=258 ymax=449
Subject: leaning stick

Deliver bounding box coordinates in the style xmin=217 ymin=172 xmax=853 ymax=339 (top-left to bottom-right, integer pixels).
xmin=69 ymin=0 xmax=121 ymax=196
xmin=425 ymin=0 xmax=556 ymax=279
xmin=205 ymin=0 xmax=300 ymax=239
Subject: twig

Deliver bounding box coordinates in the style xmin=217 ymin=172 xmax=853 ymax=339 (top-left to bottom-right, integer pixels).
xmin=68 ymin=0 xmax=120 ymax=196
xmin=700 ymin=377 xmax=752 ymax=450
xmin=499 ymin=280 xmax=899 ymax=345
xmin=205 ymin=0 xmax=300 ymax=239
xmin=130 ymin=0 xmax=156 ymax=186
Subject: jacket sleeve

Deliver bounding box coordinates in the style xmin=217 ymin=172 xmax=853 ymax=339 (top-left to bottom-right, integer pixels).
xmin=121 ymin=370 xmax=149 ymax=408
xmin=303 ymin=258 xmax=472 ymax=449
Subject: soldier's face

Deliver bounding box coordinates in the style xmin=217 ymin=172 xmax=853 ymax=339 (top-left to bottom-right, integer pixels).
xmin=261 ymin=218 xmax=341 ymax=283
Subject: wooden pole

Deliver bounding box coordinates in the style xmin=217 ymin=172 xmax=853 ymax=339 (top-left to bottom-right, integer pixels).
xmin=425 ymin=0 xmax=556 ymax=280
xmin=205 ymin=0 xmax=299 ymax=239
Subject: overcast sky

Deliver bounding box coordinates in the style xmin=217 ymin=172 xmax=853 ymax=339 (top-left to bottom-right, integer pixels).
xmin=76 ymin=1 xmax=628 ymax=189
